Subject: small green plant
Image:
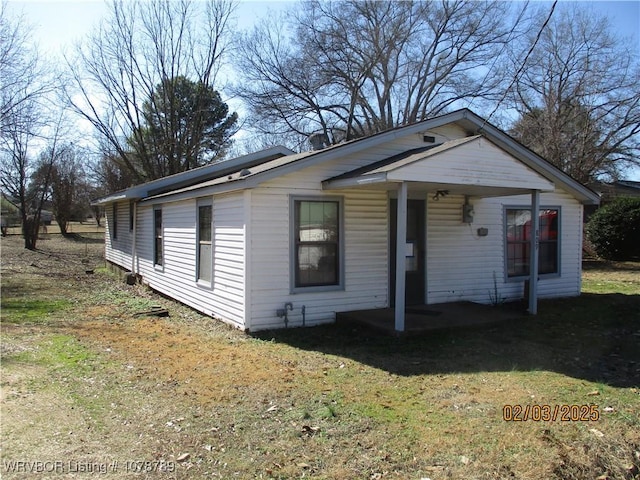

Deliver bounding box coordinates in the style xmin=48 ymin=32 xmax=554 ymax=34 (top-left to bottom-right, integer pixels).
xmin=488 ymin=271 xmax=505 ymax=306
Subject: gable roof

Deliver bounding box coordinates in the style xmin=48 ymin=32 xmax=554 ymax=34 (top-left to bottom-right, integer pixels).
xmin=324 ymin=136 xmax=477 ymax=183
xmin=96 ymin=109 xmax=600 ymax=206
xmin=322 ymin=134 xmax=556 ymax=196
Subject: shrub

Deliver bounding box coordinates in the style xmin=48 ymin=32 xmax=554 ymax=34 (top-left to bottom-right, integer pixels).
xmin=586 ymin=196 xmax=640 ymax=260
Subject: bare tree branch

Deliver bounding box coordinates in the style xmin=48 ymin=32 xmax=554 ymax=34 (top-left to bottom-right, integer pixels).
xmin=509 ymin=4 xmax=640 ymax=182
xmin=64 ymin=0 xmax=237 ymax=184
xmin=234 ymin=0 xmax=525 ymax=144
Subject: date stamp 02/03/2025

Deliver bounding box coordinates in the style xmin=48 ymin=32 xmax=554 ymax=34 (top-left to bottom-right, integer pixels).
xmin=502 ymin=404 xmax=601 ymax=422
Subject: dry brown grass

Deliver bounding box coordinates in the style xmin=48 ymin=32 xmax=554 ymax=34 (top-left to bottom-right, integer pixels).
xmin=1 ymin=235 xmax=639 ymax=479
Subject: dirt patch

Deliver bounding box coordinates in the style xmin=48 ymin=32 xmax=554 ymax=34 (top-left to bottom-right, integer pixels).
xmin=70 ymin=316 xmax=311 ymax=404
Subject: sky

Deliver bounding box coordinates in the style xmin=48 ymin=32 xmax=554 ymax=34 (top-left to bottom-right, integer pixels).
xmin=7 ymin=1 xmax=637 ymax=54
xmin=5 ymin=0 xmax=640 ymax=179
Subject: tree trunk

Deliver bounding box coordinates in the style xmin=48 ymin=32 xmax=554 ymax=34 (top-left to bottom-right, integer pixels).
xmin=57 ymin=218 xmax=69 ymax=236
xmin=23 ymin=216 xmax=39 ymax=250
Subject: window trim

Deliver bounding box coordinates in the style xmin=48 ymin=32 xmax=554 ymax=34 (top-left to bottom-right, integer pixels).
xmin=289 ymin=195 xmax=345 ymax=293
xmin=503 ymin=205 xmax=561 ymax=282
xmin=111 ymin=203 xmax=118 ymax=239
xmin=196 ymin=198 xmax=213 ymax=286
xmin=153 ymin=206 xmax=163 ymax=268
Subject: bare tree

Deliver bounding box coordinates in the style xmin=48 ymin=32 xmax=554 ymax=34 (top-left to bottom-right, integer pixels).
xmin=0 ymin=2 xmax=54 ymax=137
xmin=0 ymin=103 xmax=67 ymax=249
xmin=508 ymin=5 xmax=640 ymax=183
xmin=0 ymin=3 xmax=61 ymax=249
xmin=234 ymin=0 xmax=526 ymax=143
xmin=1 ymin=2 xmax=34 ymax=124
xmin=65 ymin=0 xmax=237 ymax=184
xmin=47 ymin=144 xmax=91 ymax=235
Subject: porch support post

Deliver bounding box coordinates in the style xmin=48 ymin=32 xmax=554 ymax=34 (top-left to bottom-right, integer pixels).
xmin=528 ymin=189 xmax=540 ymax=315
xmin=394 ymin=182 xmax=408 ymax=332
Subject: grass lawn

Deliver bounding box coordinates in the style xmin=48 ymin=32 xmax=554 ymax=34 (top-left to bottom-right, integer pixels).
xmin=1 ymin=235 xmax=638 ymax=479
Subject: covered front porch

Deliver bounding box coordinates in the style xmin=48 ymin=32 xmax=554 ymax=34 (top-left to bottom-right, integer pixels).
xmin=336 ymin=301 xmax=526 ymax=336
xmin=323 ymin=135 xmax=556 ymax=333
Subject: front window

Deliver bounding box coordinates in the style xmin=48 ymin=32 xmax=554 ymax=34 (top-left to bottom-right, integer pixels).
xmin=154 ymin=207 xmax=163 ymax=266
xmin=197 ymin=202 xmax=212 ymax=283
xmin=293 ymin=198 xmax=342 ymax=289
xmin=112 ymin=203 xmax=118 ymax=239
xmin=506 ymin=208 xmax=559 ymax=277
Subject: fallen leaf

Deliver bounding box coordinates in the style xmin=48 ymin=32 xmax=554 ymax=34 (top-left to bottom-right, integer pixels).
xmin=586 ymin=390 xmax=600 ymax=396
xmin=603 ymin=406 xmax=614 ymax=413
xmin=589 ymin=428 xmax=605 ymax=438
xmin=176 ymin=453 xmax=191 ymax=462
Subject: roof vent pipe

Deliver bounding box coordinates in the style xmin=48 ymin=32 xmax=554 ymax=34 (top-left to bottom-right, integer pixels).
xmin=308 ymin=132 xmax=330 ymax=151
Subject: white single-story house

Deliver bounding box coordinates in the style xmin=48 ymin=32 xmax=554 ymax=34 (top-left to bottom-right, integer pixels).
xmin=94 ymin=109 xmax=599 ymax=332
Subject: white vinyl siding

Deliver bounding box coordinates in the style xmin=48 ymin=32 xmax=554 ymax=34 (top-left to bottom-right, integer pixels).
xmin=210 ymin=193 xmax=246 ymax=326
xmin=249 ymin=187 xmax=388 ymax=331
xmin=132 ymin=194 xmax=247 ymax=329
xmin=389 ymin=136 xmax=554 ymax=191
xmin=425 ymin=190 xmax=583 ymax=305
xmin=105 ymin=200 xmax=133 ymax=270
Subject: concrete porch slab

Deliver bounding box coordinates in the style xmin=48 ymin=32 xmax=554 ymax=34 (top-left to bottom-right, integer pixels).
xmin=336 ymin=301 xmax=526 ymax=335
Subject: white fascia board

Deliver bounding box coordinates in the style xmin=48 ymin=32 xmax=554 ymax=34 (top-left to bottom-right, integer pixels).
xmin=91 ymin=191 xmax=142 ymax=205
xmin=322 ymin=173 xmax=390 ymax=190
xmin=139 ymin=181 xmax=247 ymax=205
xmin=385 ymin=169 xmax=555 ymax=191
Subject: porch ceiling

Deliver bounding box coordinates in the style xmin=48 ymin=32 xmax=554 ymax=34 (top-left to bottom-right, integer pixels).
xmin=322 ymin=135 xmax=555 ymax=197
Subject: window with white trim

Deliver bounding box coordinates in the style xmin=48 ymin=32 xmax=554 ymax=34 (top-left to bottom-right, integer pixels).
xmin=154 ymin=207 xmax=163 ymax=266
xmin=197 ymin=201 xmax=212 ymax=283
xmin=292 ymin=197 xmax=342 ymax=289
xmin=505 ymin=208 xmax=559 ymax=278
